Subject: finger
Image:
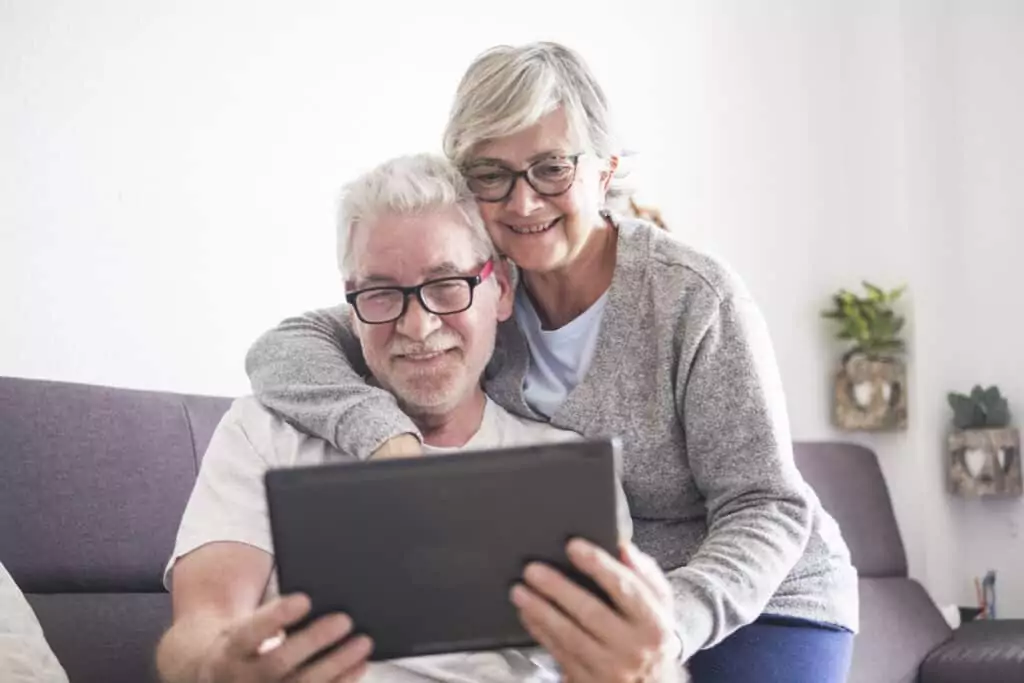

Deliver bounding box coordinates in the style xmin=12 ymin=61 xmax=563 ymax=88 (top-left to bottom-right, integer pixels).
xmin=260 ymin=613 xmax=355 ymax=680
xmin=225 ymin=593 xmax=312 ymax=657
xmin=520 ymin=562 xmax=632 ymax=647
xmin=289 ymin=635 xmax=373 ymax=683
xmin=620 ymin=542 xmax=674 ymax=603
xmin=511 ymin=584 xmax=609 ymax=676
xmin=517 ymin=604 xmax=596 ymax=683
xmin=567 ymin=539 xmax=662 ymax=626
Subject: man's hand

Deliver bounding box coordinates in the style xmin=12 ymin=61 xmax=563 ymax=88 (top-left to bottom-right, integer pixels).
xmin=510 ymin=540 xmax=686 ymax=683
xmin=370 ymin=434 xmax=422 ymax=460
xmin=197 ymin=593 xmax=373 ymax=683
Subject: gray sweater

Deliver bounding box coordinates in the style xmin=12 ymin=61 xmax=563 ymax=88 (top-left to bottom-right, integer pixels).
xmin=245 ymin=216 xmax=859 ymax=661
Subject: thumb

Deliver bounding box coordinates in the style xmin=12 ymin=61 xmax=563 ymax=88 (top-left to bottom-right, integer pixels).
xmin=620 ymin=542 xmax=673 ymax=603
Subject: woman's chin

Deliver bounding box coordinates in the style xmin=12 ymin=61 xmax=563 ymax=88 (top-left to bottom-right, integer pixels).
xmin=505 ymin=249 xmax=567 ymax=274
xmin=498 ymin=237 xmax=569 ymax=273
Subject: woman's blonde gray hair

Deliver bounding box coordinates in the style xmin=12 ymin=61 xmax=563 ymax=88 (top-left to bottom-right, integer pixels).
xmin=336 ymin=153 xmax=495 ymax=276
xmin=442 ymin=41 xmax=631 ymax=203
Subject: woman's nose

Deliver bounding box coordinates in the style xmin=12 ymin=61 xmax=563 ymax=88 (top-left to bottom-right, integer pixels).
xmin=505 ymin=176 xmax=546 ymax=215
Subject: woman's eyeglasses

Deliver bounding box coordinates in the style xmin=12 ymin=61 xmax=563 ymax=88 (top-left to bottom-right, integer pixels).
xmin=462 ymin=154 xmax=582 ymax=203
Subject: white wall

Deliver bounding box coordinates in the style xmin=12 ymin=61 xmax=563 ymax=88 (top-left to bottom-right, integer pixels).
xmin=2 ymin=1 xmax=1022 ymax=615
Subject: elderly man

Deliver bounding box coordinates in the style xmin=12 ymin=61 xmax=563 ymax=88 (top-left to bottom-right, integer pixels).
xmin=155 ymin=154 xmax=641 ymax=683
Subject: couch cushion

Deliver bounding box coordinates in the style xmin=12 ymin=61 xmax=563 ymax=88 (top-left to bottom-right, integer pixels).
xmin=794 ymin=441 xmax=908 ymax=577
xmin=848 ymin=577 xmax=952 ymax=683
xmin=0 ymin=376 xmax=208 ymax=591
xmin=919 ymin=619 xmax=1024 ymax=683
xmin=27 ymin=592 xmax=169 ymax=683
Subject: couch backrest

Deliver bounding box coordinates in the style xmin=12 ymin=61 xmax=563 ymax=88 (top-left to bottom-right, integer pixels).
xmin=793 ymin=441 xmax=909 ymax=578
xmin=0 ymin=375 xmax=232 ymax=593
xmin=794 ymin=442 xmax=954 ymax=683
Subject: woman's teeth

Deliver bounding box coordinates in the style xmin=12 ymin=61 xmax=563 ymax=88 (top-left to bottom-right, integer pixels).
xmin=508 ymin=219 xmax=557 ymax=235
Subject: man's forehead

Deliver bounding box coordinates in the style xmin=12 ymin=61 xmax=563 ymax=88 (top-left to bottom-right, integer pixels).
xmin=349 ymin=211 xmax=480 ymax=285
xmin=353 ymin=258 xmax=477 ymax=285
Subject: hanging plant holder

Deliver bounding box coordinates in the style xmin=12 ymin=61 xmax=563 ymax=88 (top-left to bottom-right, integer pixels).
xmin=833 ymin=353 xmax=908 ymax=431
xmin=946 ymin=386 xmax=1022 ymax=497
xmin=822 ymin=282 xmax=909 ymax=432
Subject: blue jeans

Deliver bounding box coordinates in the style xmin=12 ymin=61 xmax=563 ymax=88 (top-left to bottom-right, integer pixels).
xmin=686 ymin=615 xmax=854 ymax=683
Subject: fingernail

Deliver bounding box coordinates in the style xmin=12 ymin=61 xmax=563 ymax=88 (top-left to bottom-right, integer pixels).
xmin=288 ymin=593 xmax=311 ymax=615
xmin=524 ymin=563 xmax=548 ymax=583
xmin=568 ymin=538 xmax=590 ymax=557
xmin=333 ymin=614 xmax=353 ymax=634
xmin=510 ymin=584 xmax=528 ymax=606
xmin=355 ymin=635 xmax=374 ymax=656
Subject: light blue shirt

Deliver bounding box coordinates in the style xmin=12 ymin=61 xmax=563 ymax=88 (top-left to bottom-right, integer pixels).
xmin=513 ymin=285 xmax=610 ymax=418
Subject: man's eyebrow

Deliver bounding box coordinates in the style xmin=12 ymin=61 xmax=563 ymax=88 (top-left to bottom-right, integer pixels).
xmin=350 ymin=262 xmax=469 ymax=287
xmin=422 ymin=261 xmax=469 ymax=278
xmin=352 ymin=274 xmax=398 ymax=287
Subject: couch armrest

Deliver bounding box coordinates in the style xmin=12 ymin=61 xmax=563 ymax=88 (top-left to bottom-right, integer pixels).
xmin=919 ymin=619 xmax=1024 ymax=683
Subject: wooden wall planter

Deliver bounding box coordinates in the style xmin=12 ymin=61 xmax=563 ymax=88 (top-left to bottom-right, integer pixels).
xmin=833 ymin=354 xmax=908 ymax=431
xmin=948 ymin=427 xmax=1022 ymax=497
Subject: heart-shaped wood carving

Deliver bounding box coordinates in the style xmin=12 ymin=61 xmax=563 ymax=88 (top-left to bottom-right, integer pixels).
xmin=965 ymin=448 xmax=987 ymax=478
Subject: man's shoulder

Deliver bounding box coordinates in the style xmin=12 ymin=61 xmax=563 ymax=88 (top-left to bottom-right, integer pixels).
xmin=485 ymin=399 xmax=581 ymax=446
xmin=214 ymin=396 xmax=338 ymax=467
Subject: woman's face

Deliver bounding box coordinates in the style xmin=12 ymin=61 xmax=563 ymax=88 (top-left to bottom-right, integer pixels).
xmin=465 ymin=108 xmax=614 ymax=274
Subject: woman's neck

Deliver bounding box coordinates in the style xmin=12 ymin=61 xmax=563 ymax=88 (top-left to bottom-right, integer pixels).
xmin=521 ymin=218 xmax=617 ymax=330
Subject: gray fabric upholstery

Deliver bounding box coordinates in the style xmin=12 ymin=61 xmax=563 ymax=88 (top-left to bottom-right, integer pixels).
xmin=27 ymin=593 xmax=170 ymax=683
xmin=793 ymin=441 xmax=1024 ymax=683
xmin=792 ymin=441 xmax=907 ymax=578
xmin=921 ymin=619 xmax=1024 ymax=683
xmin=0 ymin=377 xmax=201 ymax=592
xmin=849 ymin=578 xmax=953 ymax=683
xmin=0 ymin=376 xmax=231 ymax=683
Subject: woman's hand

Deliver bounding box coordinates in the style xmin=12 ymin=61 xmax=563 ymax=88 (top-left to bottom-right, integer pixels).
xmin=369 ymin=434 xmax=422 ymax=460
xmin=511 ymin=540 xmax=685 ymax=683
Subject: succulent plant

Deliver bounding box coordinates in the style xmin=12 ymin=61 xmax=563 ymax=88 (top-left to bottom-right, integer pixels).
xmin=821 ymin=281 xmax=907 ymax=362
xmin=948 ymin=385 xmax=1011 ymax=430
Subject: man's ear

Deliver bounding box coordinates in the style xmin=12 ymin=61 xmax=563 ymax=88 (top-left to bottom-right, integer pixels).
xmin=492 ymin=257 xmax=515 ymax=322
xmin=348 ymin=305 xmax=361 ymax=339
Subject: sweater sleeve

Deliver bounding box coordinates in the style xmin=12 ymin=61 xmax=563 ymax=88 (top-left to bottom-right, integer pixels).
xmin=244 ymin=306 xmax=420 ymax=459
xmin=667 ymin=295 xmax=812 ymax=661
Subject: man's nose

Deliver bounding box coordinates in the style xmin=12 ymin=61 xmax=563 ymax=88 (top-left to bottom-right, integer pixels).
xmin=506 ymin=175 xmax=546 ymax=215
xmin=395 ymin=296 xmax=442 ymax=341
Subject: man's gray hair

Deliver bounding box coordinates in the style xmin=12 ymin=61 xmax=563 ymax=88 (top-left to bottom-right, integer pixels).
xmin=337 ymin=153 xmax=496 ymax=277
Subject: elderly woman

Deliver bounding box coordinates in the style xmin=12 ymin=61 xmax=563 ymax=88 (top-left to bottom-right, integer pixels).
xmin=244 ymin=42 xmax=858 ymax=683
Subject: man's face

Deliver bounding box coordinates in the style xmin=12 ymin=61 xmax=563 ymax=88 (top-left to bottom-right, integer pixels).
xmin=347 ymin=208 xmax=513 ymax=418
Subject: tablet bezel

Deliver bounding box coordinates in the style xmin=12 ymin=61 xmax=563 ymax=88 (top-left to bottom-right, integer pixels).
xmin=264 ymin=437 xmax=622 ymax=660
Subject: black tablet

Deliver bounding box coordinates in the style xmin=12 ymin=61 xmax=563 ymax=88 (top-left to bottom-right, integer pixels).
xmin=264 ymin=437 xmax=622 ymax=661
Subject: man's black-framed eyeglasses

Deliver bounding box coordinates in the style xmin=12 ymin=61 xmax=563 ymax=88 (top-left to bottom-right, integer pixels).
xmin=345 ymin=260 xmax=495 ymax=324
xmin=462 ymin=154 xmax=583 ymax=203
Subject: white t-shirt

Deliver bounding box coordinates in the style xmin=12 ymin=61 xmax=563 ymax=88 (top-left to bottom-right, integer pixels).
xmin=0 ymin=562 xmax=69 ymax=683
xmin=514 ymin=287 xmax=610 ymax=419
xmin=165 ymin=395 xmax=631 ymax=683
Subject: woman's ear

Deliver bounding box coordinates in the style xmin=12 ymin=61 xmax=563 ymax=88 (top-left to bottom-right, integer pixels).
xmin=600 ymin=155 xmax=620 ymax=194
xmin=492 ymin=257 xmax=516 ymax=322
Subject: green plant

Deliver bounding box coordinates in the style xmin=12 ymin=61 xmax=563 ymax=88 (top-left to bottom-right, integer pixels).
xmin=821 ymin=281 xmax=907 ymax=361
xmin=948 ymin=385 xmax=1011 ymax=429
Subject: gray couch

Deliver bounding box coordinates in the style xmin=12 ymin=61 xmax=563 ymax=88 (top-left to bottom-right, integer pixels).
xmin=1 ymin=375 xmax=1022 ymax=682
